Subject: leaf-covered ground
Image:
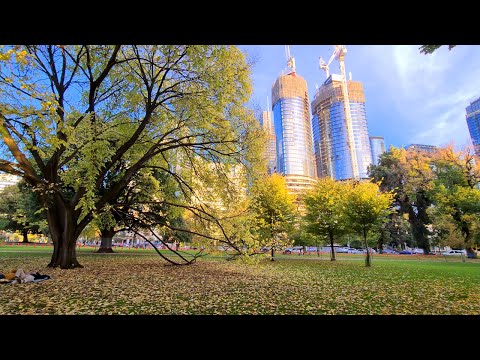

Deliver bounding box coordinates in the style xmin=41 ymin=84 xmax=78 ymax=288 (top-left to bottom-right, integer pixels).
xmin=1 ymin=253 xmax=479 ymax=314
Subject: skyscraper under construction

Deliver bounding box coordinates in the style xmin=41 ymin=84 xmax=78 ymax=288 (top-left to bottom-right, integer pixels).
xmin=311 ymin=73 xmax=372 ymax=180
xmin=271 ymin=47 xmax=317 ymax=196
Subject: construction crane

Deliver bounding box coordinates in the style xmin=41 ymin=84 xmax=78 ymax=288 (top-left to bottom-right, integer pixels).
xmin=319 ymin=48 xmax=336 ymax=78
xmin=335 ymin=45 xmax=359 ymax=180
xmin=285 ymin=45 xmax=296 ymax=74
xmin=320 ymin=45 xmax=359 ymax=180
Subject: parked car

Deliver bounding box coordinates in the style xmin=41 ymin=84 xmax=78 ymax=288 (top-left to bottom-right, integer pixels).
xmin=412 ymin=248 xmax=424 ymax=254
xmin=283 ymin=247 xmax=303 ymax=255
xmin=354 ymin=248 xmax=376 ymax=254
xmin=399 ymin=249 xmax=413 ymax=255
xmin=336 ymin=247 xmax=350 ymax=253
xmin=347 ymin=248 xmax=362 ymax=254
xmin=380 ymin=249 xmax=397 ymax=254
xmin=441 ymin=249 xmax=467 ymax=256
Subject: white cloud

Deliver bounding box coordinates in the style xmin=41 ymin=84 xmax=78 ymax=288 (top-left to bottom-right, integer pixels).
xmin=355 ymin=45 xmax=480 ymax=147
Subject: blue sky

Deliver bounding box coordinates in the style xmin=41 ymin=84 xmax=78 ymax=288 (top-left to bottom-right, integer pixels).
xmin=239 ymin=45 xmax=480 ymax=150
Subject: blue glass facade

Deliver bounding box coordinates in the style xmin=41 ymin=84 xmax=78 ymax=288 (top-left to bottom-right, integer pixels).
xmin=273 ymin=98 xmax=315 ymax=178
xmin=261 ymin=111 xmax=277 ymax=174
xmin=369 ymin=136 xmax=385 ymax=166
xmin=272 ymin=73 xmax=316 ymax=180
xmin=311 ymin=77 xmax=372 ymax=180
xmin=330 ymin=102 xmax=353 ymax=180
xmin=466 ymin=97 xmax=480 ymax=156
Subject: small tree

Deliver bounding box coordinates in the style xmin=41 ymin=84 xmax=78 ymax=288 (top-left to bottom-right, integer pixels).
xmin=249 ymin=174 xmax=296 ymax=261
xmin=344 ymin=181 xmax=394 ymax=267
xmin=304 ymin=178 xmax=348 ymax=261
xmin=289 ymin=220 xmax=323 ymax=256
xmin=0 ymin=180 xmax=47 ymax=242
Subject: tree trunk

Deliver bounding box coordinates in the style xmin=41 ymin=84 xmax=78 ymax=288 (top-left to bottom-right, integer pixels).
xmin=377 ymin=238 xmax=383 ymax=254
xmin=466 ymin=247 xmax=477 ymax=259
xmin=377 ymin=228 xmax=385 ymax=254
xmin=410 ymin=193 xmax=431 ymax=254
xmin=97 ymin=227 xmax=116 ymax=253
xmin=22 ymin=228 xmax=29 ymax=243
xmin=463 ymin=224 xmax=477 ymax=259
xmin=271 ymin=247 xmax=275 ymax=261
xmin=329 ymin=232 xmax=336 ymax=261
xmin=364 ymin=227 xmax=371 ymax=267
xmin=46 ymin=201 xmax=83 ymax=269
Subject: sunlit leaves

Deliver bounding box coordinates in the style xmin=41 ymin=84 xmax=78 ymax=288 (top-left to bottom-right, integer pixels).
xmin=304 ymin=177 xmax=349 ymax=240
xmin=1 ymin=45 xmax=261 ymax=267
xmin=249 ymin=174 xmax=296 ymax=251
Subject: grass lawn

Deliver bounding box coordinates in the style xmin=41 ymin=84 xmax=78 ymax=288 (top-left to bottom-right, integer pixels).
xmin=1 ymin=245 xmax=479 ymax=315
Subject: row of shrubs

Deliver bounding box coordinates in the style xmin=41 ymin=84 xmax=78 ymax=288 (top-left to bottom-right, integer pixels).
xmin=0 ymin=231 xmax=49 ymax=243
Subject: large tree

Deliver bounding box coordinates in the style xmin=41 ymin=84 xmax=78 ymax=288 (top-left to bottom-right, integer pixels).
xmin=378 ymin=213 xmax=412 ymax=251
xmin=249 ymin=173 xmax=296 ymax=261
xmin=0 ymin=45 xmax=261 ymax=268
xmin=94 ymin=167 xmax=184 ymax=253
xmin=429 ymin=146 xmax=480 ymax=258
xmin=344 ymin=181 xmax=394 ymax=267
xmin=304 ymin=177 xmax=348 ymax=261
xmin=369 ymin=147 xmax=434 ymax=254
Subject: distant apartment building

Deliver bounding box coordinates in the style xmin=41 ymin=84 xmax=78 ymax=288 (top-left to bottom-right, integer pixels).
xmin=190 ymin=160 xmax=247 ymax=212
xmin=311 ymin=74 xmax=372 ymax=180
xmin=466 ymin=97 xmax=480 ymax=156
xmin=405 ymin=144 xmax=438 ymax=154
xmin=0 ymin=173 xmax=21 ymax=192
xmin=369 ymin=136 xmax=386 ymax=166
xmin=260 ymin=110 xmax=277 ymax=175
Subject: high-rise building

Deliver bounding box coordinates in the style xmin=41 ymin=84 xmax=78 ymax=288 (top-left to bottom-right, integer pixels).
xmin=271 ymin=64 xmax=317 ymax=197
xmin=466 ymin=97 xmax=480 ymax=156
xmin=311 ymin=74 xmax=372 ymax=180
xmin=405 ymin=144 xmax=438 ymax=154
xmin=369 ymin=136 xmax=386 ymax=166
xmin=260 ymin=110 xmax=277 ymax=175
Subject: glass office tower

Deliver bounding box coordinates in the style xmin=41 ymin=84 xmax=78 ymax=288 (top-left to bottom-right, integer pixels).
xmin=369 ymin=136 xmax=386 ymax=166
xmin=260 ymin=110 xmax=277 ymax=175
xmin=466 ymin=97 xmax=480 ymax=156
xmin=311 ymin=74 xmax=372 ymax=180
xmin=272 ymin=72 xmax=316 ymax=195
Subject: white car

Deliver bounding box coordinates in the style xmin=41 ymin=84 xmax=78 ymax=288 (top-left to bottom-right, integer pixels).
xmin=348 ymin=248 xmax=362 ymax=254
xmin=441 ymin=249 xmax=467 ymax=256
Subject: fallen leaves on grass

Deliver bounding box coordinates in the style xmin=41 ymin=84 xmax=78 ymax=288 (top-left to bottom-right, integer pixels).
xmin=0 ymin=254 xmax=479 ymax=315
